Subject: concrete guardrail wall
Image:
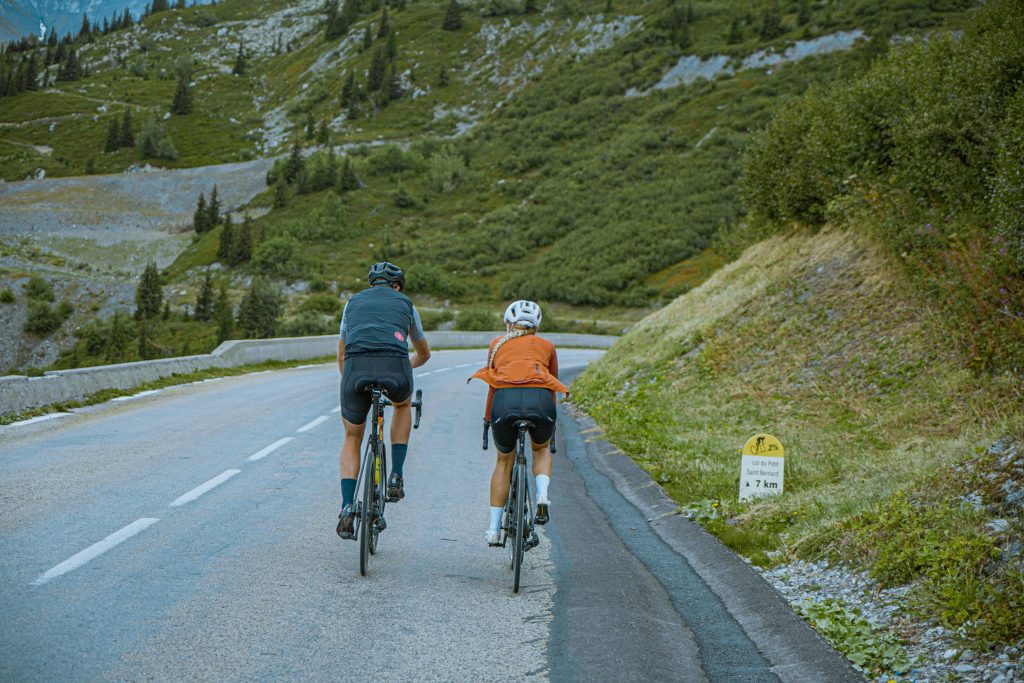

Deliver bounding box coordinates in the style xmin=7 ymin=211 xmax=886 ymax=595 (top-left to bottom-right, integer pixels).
xmin=0 ymin=332 xmax=617 ymax=415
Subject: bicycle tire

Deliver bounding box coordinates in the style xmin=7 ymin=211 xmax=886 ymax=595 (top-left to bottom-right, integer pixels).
xmin=512 ymin=460 xmax=525 ymax=593
xmin=370 ymin=442 xmax=386 ymax=555
xmin=359 ymin=437 xmax=374 ymax=576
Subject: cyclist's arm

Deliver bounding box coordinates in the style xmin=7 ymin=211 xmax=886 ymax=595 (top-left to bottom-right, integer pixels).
xmin=549 ymin=347 xmax=559 ymax=379
xmin=337 ymin=304 xmax=348 ymax=375
xmin=411 ymin=337 xmax=430 ymax=369
xmin=409 ymin=307 xmax=430 ymax=368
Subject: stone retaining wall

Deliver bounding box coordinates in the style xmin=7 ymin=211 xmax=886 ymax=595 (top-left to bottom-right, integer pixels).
xmin=0 ymin=332 xmax=616 ymax=414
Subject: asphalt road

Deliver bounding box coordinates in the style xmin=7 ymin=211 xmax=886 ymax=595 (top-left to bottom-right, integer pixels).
xmin=0 ymin=349 xmax=862 ymax=682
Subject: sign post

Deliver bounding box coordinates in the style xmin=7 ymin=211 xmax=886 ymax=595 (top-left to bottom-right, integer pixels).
xmin=738 ymin=433 xmax=784 ymax=502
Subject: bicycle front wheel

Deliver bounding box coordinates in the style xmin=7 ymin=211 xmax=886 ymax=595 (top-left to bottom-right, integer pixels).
xmin=359 ymin=440 xmax=374 ymax=576
xmin=512 ymin=461 xmax=526 ymax=593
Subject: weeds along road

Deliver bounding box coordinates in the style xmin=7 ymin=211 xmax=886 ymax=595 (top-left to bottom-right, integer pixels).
xmin=0 ymin=349 xmax=861 ymax=682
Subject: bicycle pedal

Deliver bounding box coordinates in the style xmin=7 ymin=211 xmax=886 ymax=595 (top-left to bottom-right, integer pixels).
xmin=377 ymin=517 xmax=387 ymax=532
xmin=525 ymin=532 xmax=540 ymax=552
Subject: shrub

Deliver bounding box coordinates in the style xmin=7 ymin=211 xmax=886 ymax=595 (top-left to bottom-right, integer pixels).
xmin=24 ymin=275 xmax=55 ymax=302
xmin=23 ymin=299 xmax=72 ymax=335
xmin=253 ymin=234 xmax=302 ymax=278
xmin=455 ymin=308 xmax=500 ymax=331
xmin=299 ymin=292 xmax=343 ymax=316
xmin=0 ymin=287 xmax=13 ymax=303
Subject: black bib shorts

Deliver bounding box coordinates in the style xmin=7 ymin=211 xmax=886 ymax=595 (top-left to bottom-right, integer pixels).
xmin=340 ymin=354 xmax=413 ymax=425
xmin=489 ymin=387 xmax=556 ymax=454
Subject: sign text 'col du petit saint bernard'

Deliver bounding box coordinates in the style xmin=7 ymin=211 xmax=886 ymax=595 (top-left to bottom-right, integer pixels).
xmin=738 ymin=434 xmax=784 ymax=502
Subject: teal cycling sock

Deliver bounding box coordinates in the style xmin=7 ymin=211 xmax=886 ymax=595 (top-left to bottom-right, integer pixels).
xmin=341 ymin=478 xmax=356 ymax=508
xmin=391 ymin=443 xmax=408 ymax=477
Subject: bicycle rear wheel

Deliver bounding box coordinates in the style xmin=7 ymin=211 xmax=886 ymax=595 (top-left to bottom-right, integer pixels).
xmin=369 ymin=443 xmax=386 ymax=555
xmin=359 ymin=439 xmax=374 ymax=576
xmin=512 ymin=460 xmax=526 ymax=593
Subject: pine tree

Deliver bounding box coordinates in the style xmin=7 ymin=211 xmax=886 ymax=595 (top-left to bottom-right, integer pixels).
xmin=195 ymin=271 xmax=214 ymax=321
xmin=105 ymin=311 xmax=132 ymax=362
xmin=23 ymin=53 xmax=38 ymax=90
xmin=316 ymin=119 xmax=330 ymax=144
xmin=437 ymin=64 xmax=449 ymax=87
xmin=58 ymin=49 xmax=80 ymax=81
xmin=368 ymin=46 xmax=387 ymax=91
xmin=193 ymin=192 xmax=208 ymax=233
xmin=285 ymin=141 xmax=304 ymax=183
xmin=135 ymin=261 xmax=163 ymax=319
xmin=378 ymin=5 xmax=390 ymax=38
xmin=385 ymin=64 xmax=402 ymax=102
xmin=170 ymin=74 xmax=193 ymax=114
xmin=78 ymin=15 xmax=92 ymax=42
xmin=336 ymin=156 xmax=359 ymax=192
xmin=232 ymin=41 xmax=247 ymax=75
xmin=362 ymin=24 xmax=373 ymax=52
xmin=273 ymin=177 xmax=289 ymax=207
xmin=217 ymin=216 xmax=234 ymax=261
xmin=206 ymin=185 xmax=221 ymax=227
xmin=237 ymin=278 xmax=282 ymax=338
xmin=305 ymin=113 xmax=316 ymax=139
xmin=797 ymin=0 xmax=811 ymax=26
xmin=120 ymin=108 xmax=134 ymax=147
xmin=214 ymin=283 xmax=233 ymax=343
xmin=727 ymin=17 xmax=743 ymax=44
xmin=386 ymin=29 xmax=397 ymax=60
xmin=340 ymin=70 xmax=357 ymax=106
xmin=442 ymin=0 xmax=462 ymax=31
xmin=234 ymin=215 xmax=253 ymax=264
xmin=524 ymin=0 xmax=538 ymax=13
xmin=759 ymin=4 xmax=783 ymax=40
xmin=105 ymin=117 xmax=120 ymax=152
xmin=137 ymin=321 xmax=153 ymax=359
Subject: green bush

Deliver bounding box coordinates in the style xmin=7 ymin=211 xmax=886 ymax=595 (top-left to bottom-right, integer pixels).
xmin=0 ymin=287 xmax=14 ymax=303
xmin=253 ymin=234 xmax=303 ymax=278
xmin=298 ymin=292 xmax=343 ymax=316
xmin=455 ymin=308 xmax=500 ymax=331
xmin=24 ymin=275 xmax=54 ymax=302
xmin=23 ymin=299 xmax=72 ymax=335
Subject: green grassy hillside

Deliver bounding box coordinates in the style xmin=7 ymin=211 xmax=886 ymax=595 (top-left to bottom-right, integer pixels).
xmin=574 ymin=0 xmax=1024 ymax=652
xmin=1 ymin=0 xmax=977 ymax=312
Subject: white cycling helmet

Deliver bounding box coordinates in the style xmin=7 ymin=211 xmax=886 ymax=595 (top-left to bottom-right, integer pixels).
xmin=504 ymin=300 xmax=542 ymax=328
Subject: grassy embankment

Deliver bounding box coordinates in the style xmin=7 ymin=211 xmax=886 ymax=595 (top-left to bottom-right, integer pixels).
xmin=575 ymin=0 xmax=1023 ymax=650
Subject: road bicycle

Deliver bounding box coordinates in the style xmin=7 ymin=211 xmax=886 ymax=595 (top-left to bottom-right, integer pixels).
xmin=353 ymin=385 xmax=422 ymax=577
xmin=482 ymin=418 xmax=555 ymax=593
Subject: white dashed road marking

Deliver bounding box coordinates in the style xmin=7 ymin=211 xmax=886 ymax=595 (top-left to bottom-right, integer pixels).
xmin=331 ymin=406 xmax=341 ymax=413
xmin=246 ymin=438 xmax=294 ymax=462
xmin=32 ymin=518 xmax=160 ymax=585
xmin=297 ymin=416 xmax=329 ymax=433
xmin=169 ymin=470 xmax=241 ymax=507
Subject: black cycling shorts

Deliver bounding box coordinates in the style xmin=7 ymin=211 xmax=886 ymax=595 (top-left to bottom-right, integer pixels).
xmin=341 ymin=354 xmax=413 ymax=425
xmin=490 ymin=387 xmax=556 ymax=454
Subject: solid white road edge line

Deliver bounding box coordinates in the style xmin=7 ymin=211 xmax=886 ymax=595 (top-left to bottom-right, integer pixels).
xmin=32 ymin=518 xmax=160 ymax=586
xmin=6 ymin=413 xmax=73 ymax=427
xmin=297 ymin=416 xmax=329 ymax=433
xmin=246 ymin=437 xmax=294 ymax=462
xmin=169 ymin=469 xmax=241 ymax=507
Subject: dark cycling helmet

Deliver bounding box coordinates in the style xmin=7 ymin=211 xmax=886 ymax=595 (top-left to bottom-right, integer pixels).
xmin=368 ymin=261 xmax=405 ymax=290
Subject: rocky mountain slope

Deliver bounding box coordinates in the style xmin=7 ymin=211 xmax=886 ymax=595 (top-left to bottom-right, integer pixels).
xmin=0 ymin=0 xmax=976 ymax=371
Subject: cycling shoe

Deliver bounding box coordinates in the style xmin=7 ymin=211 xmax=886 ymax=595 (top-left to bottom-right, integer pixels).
xmin=336 ymin=504 xmax=355 ymax=539
xmin=385 ymin=472 xmax=405 ymax=502
xmin=535 ymin=503 xmax=550 ymax=525
xmin=485 ymin=529 xmax=502 ymax=547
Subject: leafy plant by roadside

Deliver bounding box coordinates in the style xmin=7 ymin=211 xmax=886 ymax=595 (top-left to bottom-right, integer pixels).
xmin=796 ymin=598 xmax=911 ymax=675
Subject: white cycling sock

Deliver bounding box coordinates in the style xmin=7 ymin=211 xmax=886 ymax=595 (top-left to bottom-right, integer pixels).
xmin=489 ymin=506 xmax=503 ymax=532
xmin=535 ymin=475 xmax=551 ymax=504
